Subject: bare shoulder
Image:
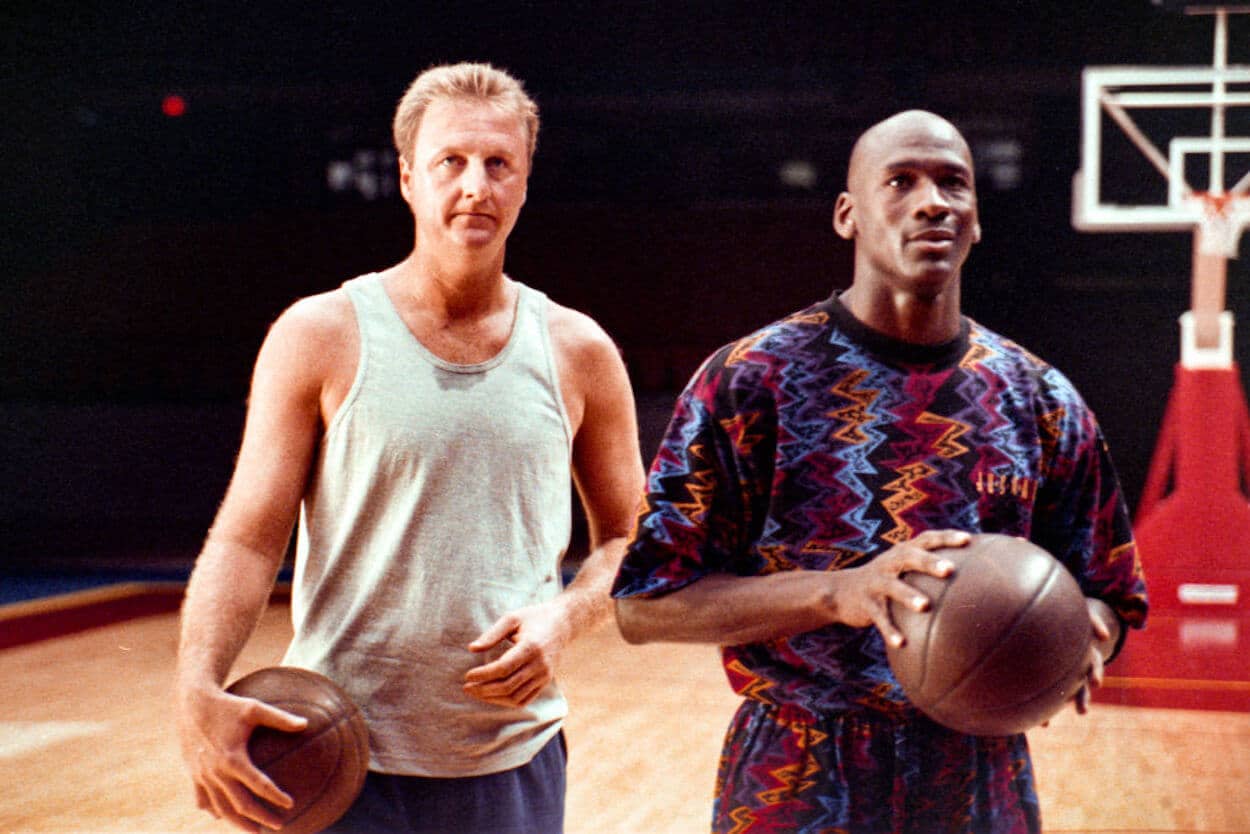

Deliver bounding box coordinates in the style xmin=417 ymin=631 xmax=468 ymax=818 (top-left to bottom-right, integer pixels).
xmin=257 ymin=288 xmax=355 ymax=369
xmin=545 ymin=298 xmax=634 ymax=435
xmin=545 ymin=299 xmax=620 ymax=364
xmin=545 ymin=300 xmax=643 ymax=534
xmin=251 ymin=287 xmax=358 ymax=411
xmin=270 ymin=288 xmax=354 ymax=345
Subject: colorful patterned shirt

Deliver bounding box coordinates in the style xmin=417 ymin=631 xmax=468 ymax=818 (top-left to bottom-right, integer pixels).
xmin=613 ymin=295 xmax=1148 ymax=720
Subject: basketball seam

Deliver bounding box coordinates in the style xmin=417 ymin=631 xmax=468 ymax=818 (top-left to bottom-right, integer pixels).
xmin=256 ymin=706 xmax=362 ymax=826
xmin=976 ymin=645 xmax=1089 ymax=714
xmin=254 ymin=705 xmax=350 ymax=769
xmin=931 ymin=560 xmax=1060 ymax=708
xmin=915 ymin=574 xmax=949 ymax=695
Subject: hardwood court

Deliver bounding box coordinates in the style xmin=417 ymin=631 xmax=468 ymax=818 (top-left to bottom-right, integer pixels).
xmin=1 ymin=593 xmax=1248 ymax=833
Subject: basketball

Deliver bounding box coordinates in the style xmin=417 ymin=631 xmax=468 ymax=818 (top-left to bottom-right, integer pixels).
xmin=226 ymin=666 xmax=370 ymax=834
xmin=885 ymin=533 xmax=1092 ymax=736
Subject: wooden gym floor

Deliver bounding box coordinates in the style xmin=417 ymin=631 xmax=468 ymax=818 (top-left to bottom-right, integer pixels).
xmin=1 ymin=584 xmax=1248 ymax=834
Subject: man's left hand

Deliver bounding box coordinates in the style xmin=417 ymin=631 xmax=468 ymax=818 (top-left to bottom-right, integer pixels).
xmin=1073 ymin=597 xmax=1118 ymax=715
xmin=463 ymin=603 xmax=571 ymax=708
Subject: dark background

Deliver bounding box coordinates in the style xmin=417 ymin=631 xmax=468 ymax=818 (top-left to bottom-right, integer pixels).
xmin=3 ymin=1 xmax=1249 ymax=571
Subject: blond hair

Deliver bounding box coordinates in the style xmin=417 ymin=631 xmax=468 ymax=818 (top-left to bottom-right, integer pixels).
xmin=392 ymin=62 xmax=540 ymax=165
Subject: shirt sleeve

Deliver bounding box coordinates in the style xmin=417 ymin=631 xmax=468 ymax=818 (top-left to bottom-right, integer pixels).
xmin=1030 ymin=367 xmax=1149 ymax=634
xmin=612 ymin=352 xmax=766 ymax=599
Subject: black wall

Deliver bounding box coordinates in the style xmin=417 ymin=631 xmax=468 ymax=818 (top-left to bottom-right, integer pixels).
xmin=4 ymin=2 xmax=1249 ymax=567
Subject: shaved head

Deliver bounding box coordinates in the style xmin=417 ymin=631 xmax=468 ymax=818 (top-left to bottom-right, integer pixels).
xmin=846 ymin=110 xmax=973 ymax=192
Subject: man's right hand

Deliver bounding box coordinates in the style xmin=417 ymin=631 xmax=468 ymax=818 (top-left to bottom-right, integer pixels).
xmin=176 ymin=684 xmax=309 ymax=833
xmin=830 ymin=529 xmax=970 ymax=648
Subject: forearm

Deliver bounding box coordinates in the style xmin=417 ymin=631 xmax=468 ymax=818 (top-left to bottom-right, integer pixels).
xmin=555 ymin=534 xmax=631 ymax=638
xmin=175 ymin=536 xmax=286 ymax=693
xmin=615 ymin=571 xmax=838 ymax=646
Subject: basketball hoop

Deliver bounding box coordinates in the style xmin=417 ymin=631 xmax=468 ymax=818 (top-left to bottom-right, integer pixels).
xmin=1074 ymin=7 xmax=1248 ymax=365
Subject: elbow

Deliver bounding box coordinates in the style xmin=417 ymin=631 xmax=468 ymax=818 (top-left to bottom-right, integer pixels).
xmin=613 ymin=598 xmax=654 ymax=645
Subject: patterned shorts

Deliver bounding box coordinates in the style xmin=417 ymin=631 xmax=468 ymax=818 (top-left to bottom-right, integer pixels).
xmin=712 ymin=699 xmax=1040 ymax=834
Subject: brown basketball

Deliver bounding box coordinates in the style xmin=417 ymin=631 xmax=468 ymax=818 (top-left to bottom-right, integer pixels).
xmin=885 ymin=533 xmax=1092 ymax=736
xmin=226 ymin=666 xmax=370 ymax=834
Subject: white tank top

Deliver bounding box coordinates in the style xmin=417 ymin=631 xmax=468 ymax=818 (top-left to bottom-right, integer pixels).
xmin=283 ymin=272 xmax=573 ymax=777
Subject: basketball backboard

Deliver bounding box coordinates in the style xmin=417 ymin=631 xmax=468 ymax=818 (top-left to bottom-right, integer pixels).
xmin=1073 ymin=8 xmax=1250 ymax=253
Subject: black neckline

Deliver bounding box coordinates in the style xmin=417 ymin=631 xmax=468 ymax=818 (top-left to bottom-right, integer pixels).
xmin=817 ymin=293 xmax=971 ymax=369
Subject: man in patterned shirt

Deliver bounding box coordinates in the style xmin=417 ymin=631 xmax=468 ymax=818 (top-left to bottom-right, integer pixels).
xmin=612 ymin=110 xmax=1147 ymax=834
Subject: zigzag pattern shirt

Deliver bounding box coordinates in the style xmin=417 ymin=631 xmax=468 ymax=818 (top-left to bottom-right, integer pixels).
xmin=613 ymin=294 xmax=1148 ymax=720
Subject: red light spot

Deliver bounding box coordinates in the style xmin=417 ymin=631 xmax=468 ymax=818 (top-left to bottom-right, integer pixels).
xmin=161 ymin=94 xmax=187 ymax=118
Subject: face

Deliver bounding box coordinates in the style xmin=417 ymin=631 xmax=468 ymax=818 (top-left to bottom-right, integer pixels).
xmin=399 ymin=97 xmax=530 ymax=254
xmin=834 ymin=113 xmax=981 ymax=299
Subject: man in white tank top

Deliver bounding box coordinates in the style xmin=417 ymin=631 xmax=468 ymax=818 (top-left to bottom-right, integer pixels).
xmin=174 ymin=63 xmax=644 ymax=834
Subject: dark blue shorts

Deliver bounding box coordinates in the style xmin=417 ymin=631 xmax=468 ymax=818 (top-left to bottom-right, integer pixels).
xmin=322 ymin=732 xmax=567 ymax=834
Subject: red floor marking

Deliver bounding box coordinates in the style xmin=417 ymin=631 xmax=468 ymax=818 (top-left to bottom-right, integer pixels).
xmin=0 ymin=584 xmax=290 ymax=651
xmin=1095 ymin=612 xmax=1250 ymax=712
xmin=0 ymin=584 xmax=185 ymax=650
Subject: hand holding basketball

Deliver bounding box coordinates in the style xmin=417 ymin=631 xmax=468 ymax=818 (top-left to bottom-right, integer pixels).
xmin=223 ymin=667 xmax=369 ymax=834
xmin=1073 ymin=597 xmax=1121 ymax=714
xmin=831 ymin=529 xmax=969 ymax=647
xmin=177 ymin=677 xmax=310 ymax=831
xmin=885 ymin=533 xmax=1095 ymax=736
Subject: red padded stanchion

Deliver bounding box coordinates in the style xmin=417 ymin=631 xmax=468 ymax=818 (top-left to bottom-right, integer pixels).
xmin=1099 ymin=365 xmax=1250 ymax=711
xmin=1135 ymin=364 xmax=1250 ymax=612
